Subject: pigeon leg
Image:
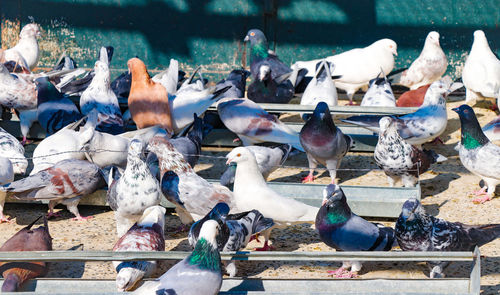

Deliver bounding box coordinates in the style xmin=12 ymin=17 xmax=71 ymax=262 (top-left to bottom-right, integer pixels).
xmin=472 ymin=186 xmax=487 ymax=196
xmin=0 ymin=194 xmax=11 ymax=223
xmin=327 ymin=267 xmax=348 ymax=277
xmin=249 ymin=233 xmax=261 ymax=243
xmin=47 ymin=201 xmax=63 ymax=219
xmin=302 ymin=173 xmax=316 ymax=183
xmin=224 ymin=261 xmax=238 ymax=277
xmin=255 ymin=228 xmax=275 ymax=251
xmin=21 ymin=136 xmax=27 ymax=146
xmin=302 ymin=154 xmax=318 ymax=183
xmin=232 ymin=138 xmax=241 ymax=143
xmin=387 ymin=175 xmax=398 ymax=187
xmin=402 ymin=174 xmax=418 ymax=187
xmin=472 ymin=195 xmax=492 ymax=204
xmin=430 ymin=137 xmax=444 ymax=145
xmin=66 ymin=200 xmax=93 ymax=221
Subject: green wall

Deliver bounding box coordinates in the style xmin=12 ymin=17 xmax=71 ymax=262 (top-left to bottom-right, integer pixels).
xmin=1 ymin=0 xmax=500 ymax=80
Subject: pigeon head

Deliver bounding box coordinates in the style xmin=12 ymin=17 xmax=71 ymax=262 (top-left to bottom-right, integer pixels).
xmin=316 ymin=184 xmax=351 ymax=227
xmin=99 ymin=46 xmax=114 ymax=65
xmin=225 ymin=147 xmax=255 ymax=166
xmin=208 ymin=202 xmax=230 ymax=224
xmin=244 ymin=29 xmax=267 ymax=46
xmin=35 ymin=76 xmax=63 ymax=103
xmin=374 ymin=39 xmax=398 ymax=56
xmin=128 ymin=139 xmax=144 ymax=158
xmin=198 ymin=219 xmax=220 ymax=247
xmin=473 ymin=30 xmax=486 ymax=43
xmin=227 ymin=69 xmax=251 ymax=81
xmin=93 ymin=60 xmax=111 ymax=84
xmin=311 ymin=102 xmax=335 ymax=125
xmin=138 ymin=205 xmax=166 ymax=233
xmin=258 ymin=64 xmax=271 ymax=81
xmin=161 ymin=171 xmax=181 ymax=204
xmin=20 ymin=23 xmax=41 ymax=39
xmin=127 ymin=58 xmax=149 ymax=81
xmin=379 ymin=116 xmax=396 ymax=134
xmin=452 ymin=104 xmax=489 ymax=149
xmin=399 ymin=198 xmax=425 ymax=222
xmin=115 ymin=268 xmax=141 ymax=292
xmin=422 ymin=77 xmax=452 ymax=106
xmin=321 ymin=183 xmax=345 ymax=206
xmin=220 ymin=163 xmax=236 ymax=188
xmin=314 ymin=60 xmax=332 ymax=79
xmin=426 ymin=31 xmax=440 ymax=46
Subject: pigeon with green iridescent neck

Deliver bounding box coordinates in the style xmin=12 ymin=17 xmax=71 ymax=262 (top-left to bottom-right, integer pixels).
xmin=133 ymin=220 xmax=222 ymax=295
xmin=395 ymin=198 xmax=500 ymax=278
xmin=244 ymin=29 xmax=292 ymax=83
xmin=453 ymin=104 xmax=500 ymax=203
xmin=316 ymin=184 xmax=397 ymax=278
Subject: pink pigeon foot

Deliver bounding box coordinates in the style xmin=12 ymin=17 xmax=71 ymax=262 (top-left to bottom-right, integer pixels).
xmin=72 ymin=215 xmax=94 ymax=221
xmin=347 ymin=101 xmax=358 ymax=106
xmin=472 ymin=195 xmax=492 ymax=204
xmin=249 ymin=233 xmax=261 ymax=243
xmin=0 ymin=215 xmax=12 ymax=223
xmin=21 ymin=136 xmax=26 ymax=146
xmin=472 ymin=187 xmax=487 ymax=196
xmin=302 ymin=174 xmax=316 ymax=183
xmin=255 ymin=241 xmax=275 ymax=251
xmin=338 ymin=271 xmax=358 ymax=278
xmin=327 ymin=267 xmax=347 ymax=277
xmin=46 ymin=211 xmax=63 ymax=219
xmin=233 ymin=138 xmax=241 ymax=143
xmin=489 ymin=103 xmax=498 ymax=112
xmin=431 ymin=137 xmax=444 ymax=145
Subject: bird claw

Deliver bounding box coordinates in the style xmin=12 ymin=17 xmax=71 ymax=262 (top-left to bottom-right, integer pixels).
xmin=249 ymin=233 xmax=261 ymax=243
xmin=472 ymin=195 xmax=492 ymax=204
xmin=0 ymin=216 xmax=12 ymax=223
xmin=232 ymin=138 xmax=241 ymax=143
xmin=327 ymin=268 xmax=358 ymax=278
xmin=174 ymin=224 xmax=190 ymax=233
xmin=46 ymin=211 xmax=63 ymax=219
xmin=431 ymin=137 xmax=444 ymax=145
xmin=347 ymin=101 xmax=358 ymax=106
xmin=471 ymin=188 xmax=487 ymax=196
xmin=302 ymin=174 xmax=316 ymax=183
xmin=254 ymin=241 xmax=274 ymax=251
xmin=72 ymin=215 xmax=94 ymax=221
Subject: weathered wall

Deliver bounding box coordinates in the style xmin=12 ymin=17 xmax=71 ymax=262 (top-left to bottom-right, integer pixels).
xmin=1 ymin=0 xmax=500 ymax=79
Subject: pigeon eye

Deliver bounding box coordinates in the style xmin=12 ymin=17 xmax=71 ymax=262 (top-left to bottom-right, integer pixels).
xmin=237 ymin=153 xmax=241 ymax=157
xmin=250 ymin=32 xmax=255 ymax=36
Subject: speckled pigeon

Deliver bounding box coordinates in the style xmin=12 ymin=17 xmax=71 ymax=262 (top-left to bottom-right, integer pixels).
xmin=188 ymin=202 xmax=274 ymax=277
xmin=360 ymin=70 xmax=396 ymax=107
xmin=453 ymin=104 xmax=500 ymax=203
xmin=300 ymin=102 xmax=351 ymax=183
xmin=374 ymin=116 xmax=446 ymax=187
xmin=395 ymin=198 xmax=500 ymax=278
xmin=133 ymin=220 xmax=222 ymax=295
xmin=316 ymin=184 xmax=397 ymax=278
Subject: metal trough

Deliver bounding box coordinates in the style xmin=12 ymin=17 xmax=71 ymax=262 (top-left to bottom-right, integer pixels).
xmin=0 ymin=248 xmax=481 ymax=294
xmin=6 ymin=181 xmax=420 ymax=218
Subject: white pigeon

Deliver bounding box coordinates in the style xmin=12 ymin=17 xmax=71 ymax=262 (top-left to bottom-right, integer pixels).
xmin=152 ymin=58 xmax=179 ymax=94
xmin=462 ymin=30 xmax=500 ymax=103
xmin=226 ymin=147 xmax=318 ymax=250
xmin=31 ymin=117 xmax=92 ymax=175
xmin=360 ymin=71 xmax=396 ymax=107
xmin=107 ymin=139 xmax=162 ymax=237
xmin=293 ymin=38 xmax=397 ymax=104
xmin=2 ymin=23 xmax=41 ymax=70
xmin=399 ymin=31 xmax=448 ymax=90
xmin=113 ymin=205 xmax=166 ymax=292
xmin=300 ymin=60 xmax=338 ymax=110
xmin=79 ymin=47 xmax=123 ymax=134
xmin=0 ymin=156 xmax=14 ymax=222
xmin=217 ymin=97 xmax=304 ymax=151
xmin=0 ymin=127 xmax=28 ymax=175
xmin=344 ymin=76 xmax=462 ymax=147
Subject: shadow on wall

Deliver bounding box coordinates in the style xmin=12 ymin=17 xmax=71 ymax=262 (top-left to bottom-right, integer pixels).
xmin=2 ymin=0 xmax=499 ymax=71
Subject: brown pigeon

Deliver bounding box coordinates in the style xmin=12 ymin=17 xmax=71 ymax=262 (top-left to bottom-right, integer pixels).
xmin=0 ymin=216 xmax=52 ymax=292
xmin=127 ymin=58 xmax=173 ymax=134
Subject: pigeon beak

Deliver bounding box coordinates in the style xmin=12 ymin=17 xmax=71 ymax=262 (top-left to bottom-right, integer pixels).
xmin=244 ymin=35 xmax=250 ymax=42
xmin=451 ymin=107 xmax=460 ymax=113
xmin=225 ymin=158 xmax=233 ymax=165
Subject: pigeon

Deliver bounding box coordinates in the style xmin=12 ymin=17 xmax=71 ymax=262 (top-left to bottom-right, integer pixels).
xmin=244 ymin=29 xmax=292 ymax=83
xmin=169 ymin=84 xmax=231 ymax=134
xmin=360 ymin=70 xmax=396 ymax=107
xmin=398 ymin=31 xmax=448 ymax=90
xmin=127 ymin=57 xmax=174 ymax=135
xmin=188 ymin=202 xmax=274 ymax=277
xmin=57 ymin=46 xmax=114 ymax=96
xmin=226 ymin=147 xmax=318 ymax=250
xmin=1 ymin=23 xmax=41 ymax=71
xmin=374 ymin=117 xmax=447 ymax=187
xmin=133 ymin=220 xmax=222 ymax=295
xmin=217 ymin=97 xmax=304 ymax=151
xmin=107 ymin=139 xmax=162 ymax=237
xmin=0 ymin=127 xmax=28 ymax=175
xmin=300 ymin=60 xmax=338 ymax=116
xmin=247 ymin=64 xmax=295 ymax=104
xmin=113 ymin=206 xmax=166 ymax=292
xmin=0 ymin=156 xmax=14 ymax=222
xmin=0 ymin=216 xmax=52 ymax=292
xmin=152 ymin=58 xmax=180 ymax=94
xmin=214 ymin=69 xmax=250 ymax=99
xmin=396 ymin=84 xmax=431 ymax=107
xmin=316 ymin=184 xmax=396 ymax=278
xmin=299 ymin=102 xmax=351 ymax=183
xmin=111 ymin=71 xmax=131 ymax=99
xmin=343 ymin=77 xmax=462 ymax=146
xmin=482 ymin=114 xmax=500 ymax=142
xmin=462 ymin=30 xmax=500 ymax=103
xmin=36 ymin=76 xmax=83 ymax=136
xmin=453 ymin=104 xmax=500 ymax=203
xmin=2 ymin=159 xmax=104 ymax=220
xmin=31 ymin=116 xmax=93 ymax=174
xmin=176 ymin=66 xmax=206 ymax=95
xmin=169 ymin=114 xmax=206 ymax=168
xmin=220 ymin=144 xmax=292 ymax=188
xmin=80 ymin=47 xmax=124 ymax=135
xmin=293 ymin=38 xmax=397 ymax=105
xmin=395 ymin=198 xmax=500 ymax=278
xmin=0 ymin=63 xmax=38 ymax=144
xmin=146 ymin=136 xmax=234 ymax=226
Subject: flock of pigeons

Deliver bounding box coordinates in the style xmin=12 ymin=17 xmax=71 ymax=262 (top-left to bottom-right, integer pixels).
xmin=0 ymin=23 xmax=499 ymax=294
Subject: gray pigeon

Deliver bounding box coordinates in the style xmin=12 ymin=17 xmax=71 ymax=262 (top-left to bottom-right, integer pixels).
xmin=395 ymin=198 xmax=500 ymax=278
xmin=453 ymin=104 xmax=500 ymax=203
xmin=107 ymin=139 xmax=161 ymax=236
xmin=360 ymin=70 xmax=396 ymax=107
xmin=220 ymin=144 xmax=291 ymax=188
xmin=300 ymin=102 xmax=351 ymax=183
xmin=300 ymin=60 xmax=338 ymax=117
xmin=214 ymin=69 xmax=250 ymax=99
xmin=169 ymin=114 xmax=206 ymax=168
xmin=374 ymin=117 xmax=447 ymax=187
xmin=316 ymin=184 xmax=397 ymax=278
xmin=133 ymin=220 xmax=222 ymax=295
xmin=188 ymin=202 xmax=274 ymax=277
xmin=343 ymin=77 xmax=461 ymax=146
xmin=1 ymin=159 xmax=104 ymax=220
